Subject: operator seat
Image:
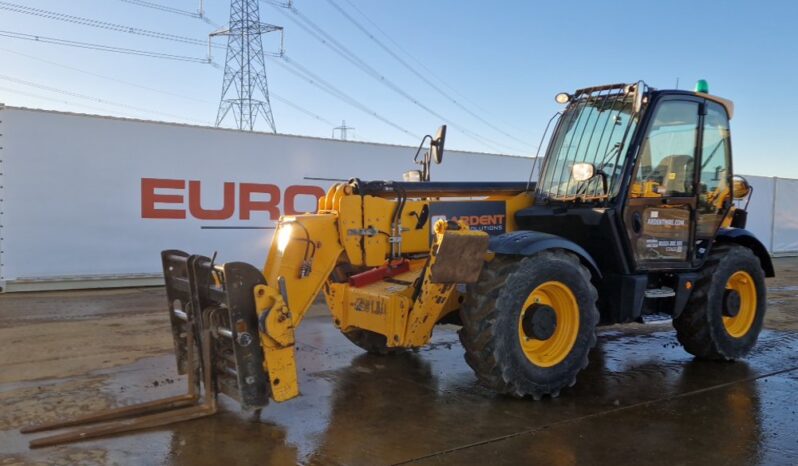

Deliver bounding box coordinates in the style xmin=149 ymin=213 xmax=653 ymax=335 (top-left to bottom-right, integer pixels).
xmin=651 ymin=154 xmax=693 ymax=195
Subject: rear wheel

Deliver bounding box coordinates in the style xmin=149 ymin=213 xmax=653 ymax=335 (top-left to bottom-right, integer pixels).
xmin=459 ymin=250 xmax=599 ymax=399
xmin=674 ymin=243 xmax=766 ymax=359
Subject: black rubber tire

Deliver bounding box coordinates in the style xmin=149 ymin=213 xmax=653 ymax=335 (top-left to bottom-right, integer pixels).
xmin=458 ymin=250 xmax=599 ymax=399
xmin=343 ymin=328 xmax=401 ymax=355
xmin=674 ymin=243 xmax=767 ymax=360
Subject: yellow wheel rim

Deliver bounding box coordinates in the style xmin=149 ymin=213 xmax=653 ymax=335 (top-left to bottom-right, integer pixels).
xmin=518 ymin=281 xmax=580 ymax=368
xmin=723 ymin=271 xmax=757 ymax=338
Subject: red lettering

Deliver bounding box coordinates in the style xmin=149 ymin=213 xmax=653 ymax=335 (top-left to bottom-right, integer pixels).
xmin=284 ymin=185 xmax=326 ymax=215
xmin=188 ymin=180 xmax=235 ymax=220
xmin=239 ymin=183 xmax=280 ymax=220
xmin=141 ymin=178 xmax=185 ymax=219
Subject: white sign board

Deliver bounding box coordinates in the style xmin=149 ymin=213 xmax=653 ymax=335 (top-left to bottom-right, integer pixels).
xmin=0 ymin=107 xmax=536 ymax=289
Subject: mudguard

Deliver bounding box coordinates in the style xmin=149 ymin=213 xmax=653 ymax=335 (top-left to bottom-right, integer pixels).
xmin=716 ymin=228 xmax=775 ymax=277
xmin=488 ymin=230 xmax=602 ymax=279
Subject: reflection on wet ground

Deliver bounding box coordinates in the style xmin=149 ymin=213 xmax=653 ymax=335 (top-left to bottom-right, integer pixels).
xmin=1 ymin=259 xmax=797 ymax=465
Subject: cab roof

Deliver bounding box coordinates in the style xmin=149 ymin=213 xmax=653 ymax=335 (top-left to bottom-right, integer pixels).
xmin=655 ymin=89 xmax=735 ymax=119
xmin=571 ymin=82 xmax=735 ymax=119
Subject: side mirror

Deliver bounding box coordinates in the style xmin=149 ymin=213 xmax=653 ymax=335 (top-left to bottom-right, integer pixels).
xmin=431 ymin=125 xmax=447 ymax=164
xmin=571 ymin=162 xmax=595 ymax=182
xmin=732 ymin=175 xmax=751 ymax=199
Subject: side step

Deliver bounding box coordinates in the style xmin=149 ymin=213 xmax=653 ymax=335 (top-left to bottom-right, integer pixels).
xmin=644 ymin=287 xmax=676 ymax=299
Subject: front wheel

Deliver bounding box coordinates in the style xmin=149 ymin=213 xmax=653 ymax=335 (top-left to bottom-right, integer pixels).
xmin=674 ymin=243 xmax=767 ymax=359
xmin=459 ymin=250 xmax=599 ymax=399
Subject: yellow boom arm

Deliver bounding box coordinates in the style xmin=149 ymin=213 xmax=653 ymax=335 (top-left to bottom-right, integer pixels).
xmin=251 ymin=183 xmax=531 ymax=402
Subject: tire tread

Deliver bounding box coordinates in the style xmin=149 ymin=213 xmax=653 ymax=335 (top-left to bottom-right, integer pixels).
xmin=459 ymin=251 xmax=599 ymax=398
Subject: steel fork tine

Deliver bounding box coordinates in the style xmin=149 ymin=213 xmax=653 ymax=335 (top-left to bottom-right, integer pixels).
xmin=29 ymin=402 xmax=217 ymax=448
xmin=20 ymin=394 xmax=199 ymax=434
xmin=23 ymin=319 xmax=213 ymax=447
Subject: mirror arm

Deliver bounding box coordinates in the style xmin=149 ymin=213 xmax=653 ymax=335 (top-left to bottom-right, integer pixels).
xmin=413 ymin=135 xmax=433 ymax=164
xmin=596 ymin=170 xmax=609 ymax=195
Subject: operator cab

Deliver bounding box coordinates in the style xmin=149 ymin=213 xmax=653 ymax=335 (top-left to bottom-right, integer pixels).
xmin=516 ymin=81 xmax=758 ymax=323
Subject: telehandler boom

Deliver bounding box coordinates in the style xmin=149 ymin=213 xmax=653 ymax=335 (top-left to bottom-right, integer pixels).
xmin=23 ymin=81 xmax=774 ymax=447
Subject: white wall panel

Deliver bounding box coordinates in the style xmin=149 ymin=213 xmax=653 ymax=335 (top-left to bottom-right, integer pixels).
xmin=737 ymin=175 xmax=775 ymax=252
xmin=772 ymin=178 xmax=798 ymax=254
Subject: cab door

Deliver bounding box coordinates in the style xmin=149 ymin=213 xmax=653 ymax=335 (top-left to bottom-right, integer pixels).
xmin=693 ymin=100 xmax=733 ymax=265
xmin=624 ymin=97 xmax=701 ymax=270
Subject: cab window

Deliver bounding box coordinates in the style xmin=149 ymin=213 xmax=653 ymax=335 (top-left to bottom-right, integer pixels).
xmin=631 ymin=101 xmax=699 ymax=198
xmin=696 ymin=101 xmax=732 ymax=237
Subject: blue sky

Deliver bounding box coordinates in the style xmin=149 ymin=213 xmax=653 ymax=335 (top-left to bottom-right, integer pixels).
xmin=0 ymin=0 xmax=794 ymax=177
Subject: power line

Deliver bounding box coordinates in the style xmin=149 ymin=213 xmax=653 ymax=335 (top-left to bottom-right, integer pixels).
xmin=0 ymin=1 xmax=493 ymax=143
xmin=0 ymin=1 xmax=224 ymax=49
xmin=0 ymin=84 xmax=132 ymax=116
xmin=118 ymin=0 xmax=201 ymax=18
xmin=326 ymin=0 xmax=532 ymax=149
xmin=278 ymin=55 xmax=418 ymax=138
xmin=0 ymin=30 xmax=212 ymax=64
xmin=0 ymin=73 xmax=209 ymax=124
xmin=274 ymin=3 xmax=517 ymax=152
xmin=0 ymin=47 xmax=208 ymax=104
xmin=270 ymin=93 xmax=335 ymax=126
xmin=0 ymin=47 xmax=337 ymax=129
xmin=118 ymin=0 xmax=223 ymax=29
xmin=275 ymin=55 xmax=419 ymax=139
xmin=270 ymin=3 xmax=522 ymax=153
xmin=267 ymin=4 xmax=413 ymax=129
xmin=340 ymin=0 xmax=532 ymax=137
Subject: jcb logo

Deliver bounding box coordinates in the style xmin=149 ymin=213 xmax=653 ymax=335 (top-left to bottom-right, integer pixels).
xmin=141 ymin=178 xmax=325 ymax=221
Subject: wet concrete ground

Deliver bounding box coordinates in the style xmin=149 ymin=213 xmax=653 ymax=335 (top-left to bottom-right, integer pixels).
xmin=1 ymin=259 xmax=797 ymax=465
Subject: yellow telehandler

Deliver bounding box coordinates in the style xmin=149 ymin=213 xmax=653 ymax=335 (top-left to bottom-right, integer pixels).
xmin=23 ymin=81 xmax=773 ymax=447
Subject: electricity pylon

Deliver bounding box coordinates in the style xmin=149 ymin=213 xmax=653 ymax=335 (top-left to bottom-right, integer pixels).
xmin=213 ymin=0 xmax=283 ymax=132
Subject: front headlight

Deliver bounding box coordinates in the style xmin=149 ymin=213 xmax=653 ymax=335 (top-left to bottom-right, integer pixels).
xmin=277 ymin=223 xmax=294 ymax=253
xmin=555 ymin=92 xmax=572 ymax=104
